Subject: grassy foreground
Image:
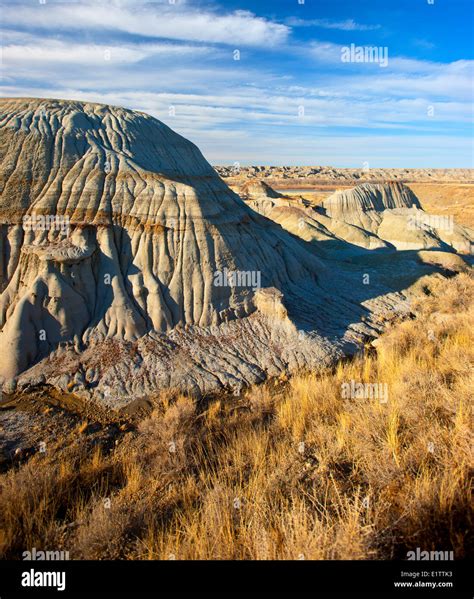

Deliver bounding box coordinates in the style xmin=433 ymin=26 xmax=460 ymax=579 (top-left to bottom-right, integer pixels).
xmin=0 ymin=273 xmax=472 ymax=560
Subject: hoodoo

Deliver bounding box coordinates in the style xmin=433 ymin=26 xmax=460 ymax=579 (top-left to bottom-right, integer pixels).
xmin=0 ymin=98 xmax=450 ymax=404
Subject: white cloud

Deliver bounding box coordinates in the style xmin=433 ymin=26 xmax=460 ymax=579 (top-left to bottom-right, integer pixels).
xmin=0 ymin=1 xmax=471 ymax=167
xmin=1 ymin=2 xmax=289 ymax=47
xmin=286 ymin=17 xmax=381 ymax=31
xmin=335 ymin=60 xmax=474 ymax=101
xmin=307 ymin=41 xmax=343 ymax=64
xmin=1 ymin=84 xmax=471 ymax=167
xmin=1 ymin=41 xmax=213 ymax=67
xmin=305 ymin=41 xmax=473 ymax=100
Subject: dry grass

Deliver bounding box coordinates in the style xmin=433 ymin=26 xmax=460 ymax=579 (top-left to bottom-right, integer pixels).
xmin=0 ymin=273 xmax=472 ymax=560
xmin=408 ymin=183 xmax=474 ymax=229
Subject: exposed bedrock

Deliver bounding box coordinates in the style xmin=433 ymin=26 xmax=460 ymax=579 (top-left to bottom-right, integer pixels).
xmin=0 ymin=98 xmax=470 ymax=403
xmin=241 ymin=179 xmax=473 ymax=257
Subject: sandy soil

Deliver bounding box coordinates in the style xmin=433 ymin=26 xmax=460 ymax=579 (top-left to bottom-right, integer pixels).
xmin=0 ymin=388 xmax=139 ymax=473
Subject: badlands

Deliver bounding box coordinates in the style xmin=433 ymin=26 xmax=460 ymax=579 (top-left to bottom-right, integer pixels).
xmin=219 ymin=166 xmax=474 ymax=229
xmin=0 ymin=98 xmax=472 ymax=406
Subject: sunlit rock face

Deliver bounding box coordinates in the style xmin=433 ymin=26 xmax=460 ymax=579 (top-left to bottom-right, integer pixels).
xmin=0 ymin=98 xmax=439 ymax=404
xmin=241 ymin=179 xmax=473 ymax=257
xmin=322 ymin=182 xmax=421 ymax=220
xmin=321 ymin=183 xmax=473 ymax=252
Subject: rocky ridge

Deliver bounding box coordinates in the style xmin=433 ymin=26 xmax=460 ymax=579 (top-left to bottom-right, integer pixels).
xmin=215 ymin=165 xmax=474 ymax=185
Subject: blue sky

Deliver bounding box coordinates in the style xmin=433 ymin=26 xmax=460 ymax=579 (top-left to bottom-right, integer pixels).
xmin=0 ymin=0 xmax=472 ymax=167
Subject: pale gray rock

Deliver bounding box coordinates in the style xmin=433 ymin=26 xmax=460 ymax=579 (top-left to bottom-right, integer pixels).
xmin=321 ymin=183 xmax=473 ymax=253
xmin=0 ymin=98 xmax=469 ymax=406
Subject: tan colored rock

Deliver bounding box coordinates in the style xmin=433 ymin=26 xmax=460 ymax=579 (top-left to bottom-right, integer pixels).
xmin=321 ymin=183 xmax=473 ymax=253
xmin=243 ymin=178 xmax=473 ymax=259
xmin=253 ymin=287 xmax=288 ymax=320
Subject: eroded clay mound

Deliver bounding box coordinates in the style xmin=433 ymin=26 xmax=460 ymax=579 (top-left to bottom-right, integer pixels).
xmin=242 ymin=179 xmax=472 ymax=257
xmin=240 ymin=182 xmax=395 ymax=255
xmin=322 ymin=182 xmax=421 ymax=217
xmin=0 ymin=98 xmax=411 ymax=403
xmin=321 ymin=182 xmax=473 ymax=253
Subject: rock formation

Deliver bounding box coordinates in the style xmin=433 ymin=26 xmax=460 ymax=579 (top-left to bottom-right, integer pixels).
xmin=239 ymin=180 xmax=311 ymax=219
xmin=215 ymin=165 xmax=474 ymax=185
xmin=242 ymin=179 xmax=473 ymax=257
xmin=321 ymin=183 xmax=473 ymax=253
xmin=0 ymin=98 xmax=470 ymax=405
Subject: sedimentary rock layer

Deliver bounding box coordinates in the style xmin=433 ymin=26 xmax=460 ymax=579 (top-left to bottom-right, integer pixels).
xmin=1 ymin=98 xmax=467 ymax=405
